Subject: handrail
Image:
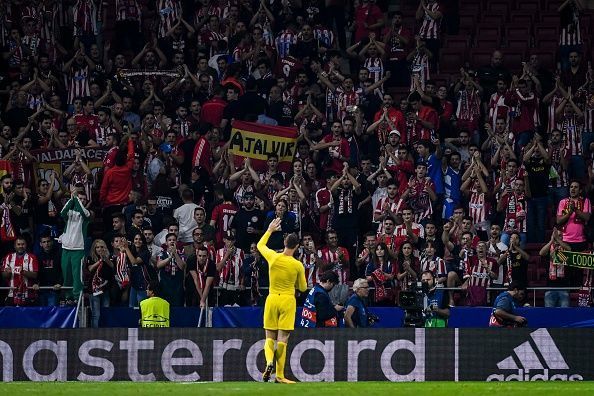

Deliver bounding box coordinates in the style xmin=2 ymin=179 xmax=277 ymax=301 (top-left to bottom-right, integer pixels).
xmin=211 ymin=285 xmax=584 ymax=307
xmin=0 ymin=286 xmax=74 ymax=290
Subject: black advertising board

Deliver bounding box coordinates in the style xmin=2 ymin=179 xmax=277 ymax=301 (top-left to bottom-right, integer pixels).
xmin=0 ymin=328 xmax=591 ymax=382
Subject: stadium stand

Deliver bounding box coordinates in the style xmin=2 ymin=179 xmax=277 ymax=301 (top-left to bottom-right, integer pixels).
xmin=0 ymin=0 xmax=593 ymax=329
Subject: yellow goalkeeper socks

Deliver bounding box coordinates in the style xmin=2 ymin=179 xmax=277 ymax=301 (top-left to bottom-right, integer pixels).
xmin=264 ymin=338 xmax=275 ymax=366
xmin=275 ymin=341 xmax=287 ymax=379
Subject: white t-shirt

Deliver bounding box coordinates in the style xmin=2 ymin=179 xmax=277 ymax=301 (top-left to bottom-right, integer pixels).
xmin=174 ymin=203 xmax=199 ymax=243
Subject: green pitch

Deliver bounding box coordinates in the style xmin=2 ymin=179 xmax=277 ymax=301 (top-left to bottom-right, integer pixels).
xmin=2 ymin=382 xmax=594 ymax=395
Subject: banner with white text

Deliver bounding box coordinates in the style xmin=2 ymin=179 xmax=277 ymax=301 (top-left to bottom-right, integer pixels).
xmin=0 ymin=328 xmax=592 ymax=382
xmin=32 ymin=147 xmax=108 ymax=191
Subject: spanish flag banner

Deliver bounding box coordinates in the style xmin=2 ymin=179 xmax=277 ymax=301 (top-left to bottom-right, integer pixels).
xmin=228 ymin=121 xmax=298 ymax=172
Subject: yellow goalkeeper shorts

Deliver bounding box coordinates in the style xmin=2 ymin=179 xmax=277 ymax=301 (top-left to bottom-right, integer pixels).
xmin=263 ymin=294 xmax=297 ymax=331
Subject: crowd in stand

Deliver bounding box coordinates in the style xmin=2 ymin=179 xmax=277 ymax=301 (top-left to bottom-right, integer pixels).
xmin=0 ymin=0 xmax=593 ymax=327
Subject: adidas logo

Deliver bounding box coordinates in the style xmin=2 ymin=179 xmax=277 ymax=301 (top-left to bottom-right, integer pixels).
xmin=486 ymin=328 xmax=583 ymax=381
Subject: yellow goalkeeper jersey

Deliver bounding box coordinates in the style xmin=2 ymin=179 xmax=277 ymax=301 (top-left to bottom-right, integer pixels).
xmin=257 ymin=231 xmax=307 ymax=295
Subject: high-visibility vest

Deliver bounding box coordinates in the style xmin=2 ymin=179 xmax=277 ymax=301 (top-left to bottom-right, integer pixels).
xmin=140 ymin=297 xmax=170 ymax=327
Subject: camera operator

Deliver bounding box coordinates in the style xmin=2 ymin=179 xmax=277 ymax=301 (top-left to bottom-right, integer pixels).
xmin=421 ymin=271 xmax=450 ymax=327
xmin=300 ymin=271 xmax=343 ymax=328
xmin=489 ymin=280 xmax=527 ymax=327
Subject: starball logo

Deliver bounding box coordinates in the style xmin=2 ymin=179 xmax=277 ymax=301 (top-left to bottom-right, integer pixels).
xmin=486 ymin=329 xmax=583 ymax=381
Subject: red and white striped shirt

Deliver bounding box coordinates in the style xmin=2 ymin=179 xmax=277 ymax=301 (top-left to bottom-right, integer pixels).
xmin=39 ymin=3 xmax=58 ymax=47
xmin=115 ymin=0 xmax=141 ymax=25
xmin=2 ymin=252 xmax=38 ymax=300
xmin=546 ymin=95 xmax=564 ymax=133
xmin=401 ymin=177 xmax=435 ymax=224
xmin=336 ymin=88 xmax=360 ymax=121
xmin=393 ymin=223 xmax=424 ymax=252
xmin=320 ymin=246 xmax=350 ymax=284
xmin=200 ymin=29 xmax=226 ymax=58
xmin=502 ymin=193 xmax=527 ymax=233
xmin=549 ymin=145 xmax=569 ymax=188
xmin=464 ymin=256 xmax=497 ymax=287
xmin=315 ymin=188 xmax=333 ymax=231
xmin=456 ymin=89 xmax=481 ymax=131
xmin=374 ymin=196 xmax=399 ymax=232
xmin=156 ymin=0 xmax=182 ymax=38
xmin=72 ymin=0 xmax=97 ymax=36
xmin=469 ymin=187 xmax=489 ymax=230
xmin=275 ymin=30 xmax=297 ymax=59
xmin=420 ymin=256 xmax=446 ymax=277
xmin=505 ymin=89 xmax=540 ymax=134
xmin=313 ymin=26 xmax=334 ymax=48
xmin=299 ymin=249 xmax=321 ymax=288
xmin=363 ymin=57 xmax=384 ymax=85
xmin=90 ymin=124 xmax=116 ymax=147
xmin=559 ymin=9 xmax=582 ymax=46
xmin=56 ymin=2 xmax=73 ymax=28
xmin=418 ymin=2 xmax=442 ymax=40
xmin=216 ymin=247 xmax=244 ymax=290
xmin=578 ymin=89 xmax=594 ymax=132
xmin=66 ymin=65 xmax=91 ymax=104
xmin=409 ymin=52 xmax=430 ymax=91
xmin=558 ymin=115 xmax=584 ymax=156
xmin=488 ymin=92 xmax=510 ymax=129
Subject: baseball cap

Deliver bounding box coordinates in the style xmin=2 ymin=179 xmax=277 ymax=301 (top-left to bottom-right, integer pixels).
xmin=159 ymin=143 xmax=173 ymax=153
xmin=389 ymin=129 xmax=400 ymax=137
xmin=243 ymin=192 xmax=255 ymax=200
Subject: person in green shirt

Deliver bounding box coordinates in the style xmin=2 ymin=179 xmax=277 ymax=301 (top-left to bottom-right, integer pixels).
xmin=59 ymin=188 xmax=91 ymax=303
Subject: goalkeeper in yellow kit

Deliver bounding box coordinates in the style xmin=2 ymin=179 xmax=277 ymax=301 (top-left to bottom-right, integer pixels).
xmin=257 ymin=217 xmax=307 ymax=383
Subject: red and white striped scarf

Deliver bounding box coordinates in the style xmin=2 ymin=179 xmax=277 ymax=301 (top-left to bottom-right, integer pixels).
xmin=114 ymin=252 xmax=130 ymax=288
xmin=0 ymin=202 xmax=15 ymax=242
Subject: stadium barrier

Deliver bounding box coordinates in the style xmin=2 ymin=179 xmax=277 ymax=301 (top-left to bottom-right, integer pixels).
xmin=2 ymin=306 xmax=594 ymax=328
xmin=0 ymin=328 xmax=591 ymax=382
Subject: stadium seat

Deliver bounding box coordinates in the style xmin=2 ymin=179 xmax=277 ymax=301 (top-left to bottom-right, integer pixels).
xmin=486 ymin=2 xmax=510 ymax=20
xmin=581 ymin=13 xmax=593 ymax=34
xmin=476 ymin=25 xmax=501 ymax=40
xmin=459 ymin=1 xmax=481 ymax=16
xmin=458 ymin=13 xmax=477 ymax=34
xmin=468 ymin=50 xmax=493 ymax=69
xmin=535 ymin=38 xmax=559 ymax=50
xmin=444 ymin=36 xmax=470 ymax=51
xmin=546 ymin=0 xmax=564 ymax=11
xmin=506 ymin=38 xmax=531 ymax=51
xmin=475 ymin=37 xmax=501 ymax=50
xmin=534 ymin=23 xmax=559 ymax=39
xmin=529 ymin=51 xmax=557 ymax=71
xmin=505 ymin=25 xmax=532 ymax=40
xmin=515 ymin=0 xmax=540 ymax=13
xmin=440 ymin=49 xmax=468 ymax=73
xmin=509 ymin=11 xmax=535 ymax=27
xmin=539 ymin=12 xmax=559 ymax=25
xmin=503 ymin=51 xmax=527 ymax=72
xmin=481 ymin=15 xmax=506 ymax=27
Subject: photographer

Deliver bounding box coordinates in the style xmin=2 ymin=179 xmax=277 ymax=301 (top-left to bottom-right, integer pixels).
xmin=489 ymin=280 xmax=527 ymax=327
xmin=344 ymin=278 xmax=371 ymax=328
xmin=300 ymin=271 xmax=343 ymax=328
xmin=421 ymin=271 xmax=450 ymax=327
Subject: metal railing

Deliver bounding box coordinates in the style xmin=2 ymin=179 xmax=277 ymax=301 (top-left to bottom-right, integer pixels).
xmin=211 ymin=285 xmax=586 ymax=307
